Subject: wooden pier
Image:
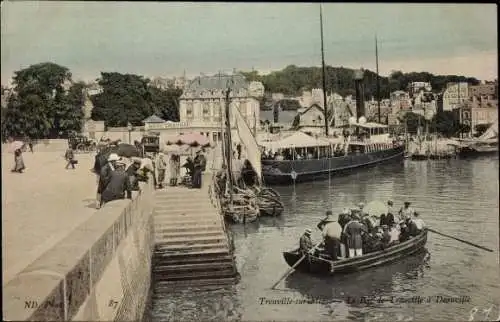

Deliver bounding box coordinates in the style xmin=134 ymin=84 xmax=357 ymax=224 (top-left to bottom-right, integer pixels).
xmin=152 ymin=151 xmax=238 ymax=290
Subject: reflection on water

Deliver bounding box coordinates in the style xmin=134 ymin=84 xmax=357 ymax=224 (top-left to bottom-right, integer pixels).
xmin=151 ymin=157 xmax=499 ymax=321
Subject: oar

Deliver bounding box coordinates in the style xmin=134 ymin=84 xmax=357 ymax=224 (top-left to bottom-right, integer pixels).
xmin=270 ymin=241 xmax=323 ymax=290
xmin=428 ymin=228 xmax=493 ymax=252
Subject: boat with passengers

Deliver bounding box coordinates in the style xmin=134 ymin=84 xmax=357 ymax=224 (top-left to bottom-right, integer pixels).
xmin=259 ymin=119 xmax=405 ymax=185
xmin=283 ymin=229 xmax=427 ymax=275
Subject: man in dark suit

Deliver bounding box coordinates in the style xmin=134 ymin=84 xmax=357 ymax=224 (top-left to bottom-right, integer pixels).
xmin=192 ymin=150 xmax=207 ymax=188
xmin=100 ymin=159 xmax=132 ymax=206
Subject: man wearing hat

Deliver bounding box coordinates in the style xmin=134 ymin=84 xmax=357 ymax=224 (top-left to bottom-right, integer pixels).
xmin=399 ymin=201 xmax=415 ymax=222
xmin=96 ymin=153 xmax=120 ymax=209
xmin=100 ymin=158 xmax=132 ymax=206
xmin=299 ymin=228 xmax=314 ymax=255
xmin=343 ymin=213 xmax=367 ymax=257
xmin=192 ymin=149 xmax=207 ymax=188
xmin=320 ymin=211 xmax=342 ymax=260
xmin=155 ymin=152 xmax=167 ymax=189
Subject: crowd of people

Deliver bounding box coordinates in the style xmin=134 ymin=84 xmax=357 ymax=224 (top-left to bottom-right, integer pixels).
xmin=299 ymin=200 xmax=426 ymax=260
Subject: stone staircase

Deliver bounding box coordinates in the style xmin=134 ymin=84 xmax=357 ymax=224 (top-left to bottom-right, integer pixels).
xmin=152 ymin=160 xmax=237 ymax=289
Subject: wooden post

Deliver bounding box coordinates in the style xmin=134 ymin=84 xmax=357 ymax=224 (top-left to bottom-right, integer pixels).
xmin=224 ymin=86 xmax=235 ymax=205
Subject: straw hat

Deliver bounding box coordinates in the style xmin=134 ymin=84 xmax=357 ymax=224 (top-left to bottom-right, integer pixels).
xmin=108 ymin=153 xmax=120 ymax=162
xmin=323 ymin=213 xmax=338 ymax=223
xmin=304 ymin=228 xmax=312 ymax=235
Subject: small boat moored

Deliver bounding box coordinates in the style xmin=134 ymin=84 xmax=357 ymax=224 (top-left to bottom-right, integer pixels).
xmin=283 ymin=229 xmax=428 ymax=276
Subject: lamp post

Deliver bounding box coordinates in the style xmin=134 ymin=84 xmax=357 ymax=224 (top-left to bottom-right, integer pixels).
xmin=127 ymin=122 xmax=133 ymax=144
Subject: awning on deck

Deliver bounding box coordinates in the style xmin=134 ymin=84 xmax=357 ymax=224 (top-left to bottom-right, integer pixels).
xmin=259 ymin=131 xmax=331 ymax=150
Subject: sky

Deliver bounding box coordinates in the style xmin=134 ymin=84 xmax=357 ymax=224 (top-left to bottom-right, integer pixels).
xmin=1 ymin=2 xmax=498 ymax=85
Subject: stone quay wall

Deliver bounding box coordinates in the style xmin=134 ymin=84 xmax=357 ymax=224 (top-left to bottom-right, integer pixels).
xmin=3 ymin=175 xmax=155 ymax=321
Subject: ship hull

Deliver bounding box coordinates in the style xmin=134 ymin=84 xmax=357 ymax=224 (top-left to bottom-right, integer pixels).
xmin=262 ymin=145 xmax=405 ymax=185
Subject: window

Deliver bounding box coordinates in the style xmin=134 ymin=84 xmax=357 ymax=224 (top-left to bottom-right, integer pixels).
xmin=213 ymin=102 xmax=222 ymax=122
xmin=186 ymin=102 xmax=194 ymax=120
xmin=203 ymin=102 xmax=210 ymax=121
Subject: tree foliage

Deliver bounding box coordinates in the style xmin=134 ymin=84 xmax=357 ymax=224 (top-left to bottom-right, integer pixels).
xmin=1 ymin=62 xmax=84 ymax=140
xmin=90 ymin=72 xmax=181 ymax=127
xmin=240 ymin=65 xmax=480 ymax=98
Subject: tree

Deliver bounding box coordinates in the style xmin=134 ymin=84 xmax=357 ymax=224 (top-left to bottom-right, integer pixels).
xmin=91 ymin=72 xmax=153 ymax=127
xmin=90 ymin=72 xmax=182 ymax=126
xmin=399 ymin=112 xmax=427 ymax=135
xmin=1 ymin=62 xmax=83 ymax=139
xmin=430 ymin=111 xmax=460 ymax=137
xmin=51 ymin=82 xmax=86 ymax=136
xmin=148 ymin=86 xmax=182 ymax=122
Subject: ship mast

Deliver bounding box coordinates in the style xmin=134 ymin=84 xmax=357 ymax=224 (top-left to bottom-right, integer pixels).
xmin=375 ymin=34 xmax=381 ymax=123
xmin=320 ymin=4 xmax=329 ymax=136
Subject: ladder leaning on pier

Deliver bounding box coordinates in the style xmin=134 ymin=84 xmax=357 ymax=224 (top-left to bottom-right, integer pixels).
xmin=151 ymin=147 xmax=238 ymax=290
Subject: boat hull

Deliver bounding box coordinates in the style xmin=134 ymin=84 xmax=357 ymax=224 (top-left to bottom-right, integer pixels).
xmin=262 ymin=145 xmax=405 ymax=185
xmin=458 ymin=146 xmax=499 ymax=158
xmin=283 ymin=229 xmax=427 ymax=276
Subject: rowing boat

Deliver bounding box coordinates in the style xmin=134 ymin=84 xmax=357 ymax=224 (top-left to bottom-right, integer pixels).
xmin=283 ymin=229 xmax=428 ymax=275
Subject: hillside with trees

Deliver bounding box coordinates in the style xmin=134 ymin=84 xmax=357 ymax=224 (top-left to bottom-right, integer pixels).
xmin=241 ymin=65 xmax=481 ymax=98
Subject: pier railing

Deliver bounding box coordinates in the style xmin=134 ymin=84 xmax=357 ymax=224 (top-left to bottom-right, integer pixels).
xmin=207 ymin=146 xmax=233 ymax=252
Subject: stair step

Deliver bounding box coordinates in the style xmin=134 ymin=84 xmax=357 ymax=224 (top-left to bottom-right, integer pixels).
xmin=154 ymin=243 xmax=228 ymax=253
xmin=154 ymin=247 xmax=229 ymax=259
xmin=154 ymin=235 xmax=226 ymax=246
xmin=153 ymin=218 xmax=221 ymax=227
xmin=153 ymin=254 xmax=233 ymax=266
xmin=154 ymin=268 xmax=236 ymax=281
xmin=154 ymin=225 xmax=222 ymax=234
xmin=153 ymin=211 xmax=220 ymax=220
xmin=153 ymin=277 xmax=238 ymax=291
xmin=154 ymin=230 xmax=224 ymax=239
xmin=154 ymin=200 xmax=214 ymax=211
xmin=155 ymin=189 xmax=207 ymax=200
xmin=153 ymin=261 xmax=234 ymax=274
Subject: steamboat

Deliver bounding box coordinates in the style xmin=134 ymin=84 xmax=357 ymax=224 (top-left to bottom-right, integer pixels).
xmin=259 ymin=8 xmax=404 ymax=185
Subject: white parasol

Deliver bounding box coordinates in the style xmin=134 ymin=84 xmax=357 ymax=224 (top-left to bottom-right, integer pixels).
xmin=363 ymin=200 xmax=387 ymax=218
xmin=8 ymin=141 xmax=25 ymax=153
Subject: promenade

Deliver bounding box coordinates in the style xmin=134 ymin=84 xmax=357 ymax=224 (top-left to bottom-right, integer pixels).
xmin=2 ymin=151 xmax=99 ymax=285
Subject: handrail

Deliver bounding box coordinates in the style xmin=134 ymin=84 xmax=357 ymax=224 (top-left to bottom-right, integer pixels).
xmin=207 ymin=146 xmax=232 ymax=251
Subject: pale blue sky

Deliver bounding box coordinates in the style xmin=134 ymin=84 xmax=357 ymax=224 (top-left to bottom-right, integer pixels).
xmin=1 ymin=2 xmax=497 ymax=84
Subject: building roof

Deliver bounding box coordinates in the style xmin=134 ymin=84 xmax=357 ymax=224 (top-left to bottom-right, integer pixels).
xmin=142 ymin=114 xmax=166 ymax=123
xmin=182 ymin=73 xmax=248 ymax=97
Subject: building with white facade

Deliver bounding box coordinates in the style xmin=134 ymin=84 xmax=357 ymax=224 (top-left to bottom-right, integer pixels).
xmin=390 ymin=90 xmax=412 ymax=113
xmin=442 ymin=82 xmax=469 ymax=111
xmin=177 ymin=73 xmax=263 ymax=143
xmin=471 ymin=107 xmax=497 ymax=133
xmin=407 ymin=81 xmax=432 ymax=96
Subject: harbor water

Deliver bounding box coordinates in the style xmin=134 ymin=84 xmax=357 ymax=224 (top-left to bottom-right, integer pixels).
xmin=150 ymin=156 xmax=500 ymax=321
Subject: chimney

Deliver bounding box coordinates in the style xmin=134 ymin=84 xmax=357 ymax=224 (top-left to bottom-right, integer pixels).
xmin=354 ymin=69 xmax=365 ymax=119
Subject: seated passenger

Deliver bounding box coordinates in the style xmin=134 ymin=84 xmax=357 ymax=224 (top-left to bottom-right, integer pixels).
xmin=386 ymin=212 xmax=395 ymax=227
xmin=388 ymin=225 xmax=401 ymax=246
xmin=380 ymin=225 xmax=391 ymax=247
xmin=410 ymin=212 xmax=425 ymax=236
xmin=399 ymin=222 xmax=411 ymax=242
xmin=299 ymin=229 xmax=314 ymax=255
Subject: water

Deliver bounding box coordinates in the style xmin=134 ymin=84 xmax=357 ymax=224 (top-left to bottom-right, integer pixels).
xmin=151 ymin=156 xmax=500 ymax=321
